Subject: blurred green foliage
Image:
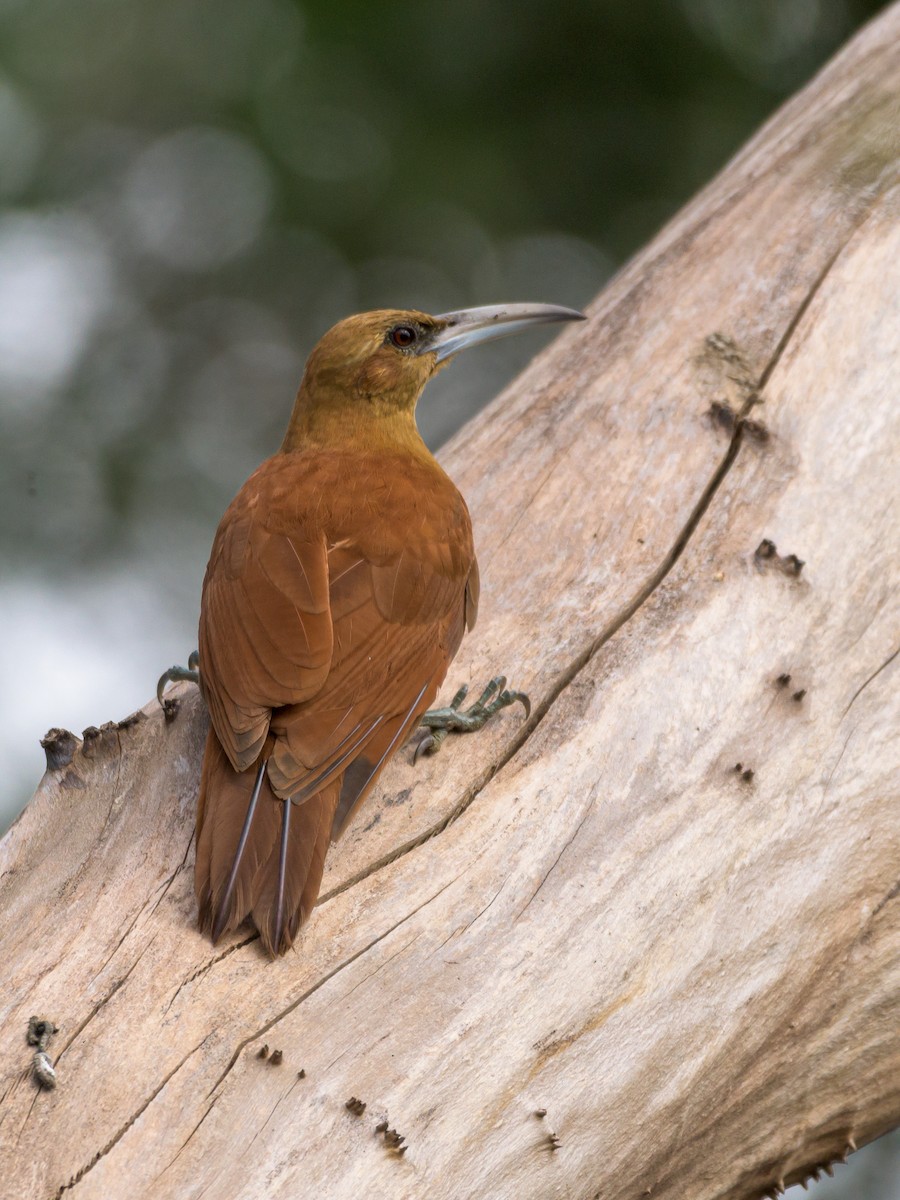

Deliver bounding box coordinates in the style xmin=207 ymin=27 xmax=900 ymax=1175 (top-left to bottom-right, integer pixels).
xmin=0 ymin=0 xmax=887 ymax=582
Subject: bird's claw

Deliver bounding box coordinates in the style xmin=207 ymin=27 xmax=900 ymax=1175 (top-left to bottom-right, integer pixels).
xmin=413 ymin=731 xmax=441 ymax=763
xmin=414 ymin=675 xmax=531 ymax=761
xmin=157 ymin=651 xmax=201 ymax=708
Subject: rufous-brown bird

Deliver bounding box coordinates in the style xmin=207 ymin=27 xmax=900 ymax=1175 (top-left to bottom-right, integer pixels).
xmin=159 ymin=303 xmax=584 ymax=956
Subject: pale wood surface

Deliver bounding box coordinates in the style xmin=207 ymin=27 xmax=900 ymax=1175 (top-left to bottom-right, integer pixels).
xmin=2 ymin=9 xmax=899 ymax=1199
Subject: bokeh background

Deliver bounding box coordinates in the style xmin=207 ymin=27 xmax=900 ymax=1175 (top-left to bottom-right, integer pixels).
xmin=1 ymin=1 xmax=896 ymax=1191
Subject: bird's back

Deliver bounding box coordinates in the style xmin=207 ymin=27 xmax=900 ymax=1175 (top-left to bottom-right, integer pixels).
xmin=195 ymin=445 xmax=478 ymax=955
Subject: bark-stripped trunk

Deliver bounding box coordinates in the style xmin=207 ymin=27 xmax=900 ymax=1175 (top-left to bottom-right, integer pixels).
xmin=2 ymin=8 xmax=899 ymax=1198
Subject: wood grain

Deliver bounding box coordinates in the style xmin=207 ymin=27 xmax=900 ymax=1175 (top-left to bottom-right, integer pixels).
xmin=1 ymin=8 xmax=899 ymax=1198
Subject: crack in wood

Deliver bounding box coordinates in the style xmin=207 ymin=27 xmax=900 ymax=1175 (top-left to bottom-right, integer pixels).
xmin=56 ymin=934 xmax=159 ymax=1067
xmin=869 ymin=877 xmax=900 ymax=923
xmin=12 ymin=1089 xmax=41 ymax=1156
xmin=822 ymin=729 xmax=856 ymax=805
xmin=842 ymin=644 xmax=899 ymax=718
xmin=146 ymin=832 xmax=194 ymax=921
xmin=207 ymin=875 xmax=459 ymax=1099
xmin=162 ymin=935 xmax=258 ymax=1018
xmin=317 ymin=419 xmax=747 ymax=911
xmin=485 ymin=456 xmax=566 ymax=569
xmin=518 ymin=801 xmax=594 ymax=917
xmin=89 ymin=865 xmax=178 ymax=985
xmin=318 ymin=198 xmax=876 ymax=916
xmin=334 ymin=931 xmax=423 ymax=1006
xmin=0 ymin=1074 xmax=23 ymax=1121
xmin=432 ymin=924 xmax=464 ymax=956
xmin=153 ymin=1094 xmax=220 ymax=1184
xmin=235 ymin=1073 xmax=304 ymax=1166
xmin=753 ymin=172 xmax=885 ymax=397
xmin=756 ymin=246 xmax=846 ymax=394
xmin=460 ymin=877 xmax=508 ymax=934
xmin=53 ymin=1037 xmax=208 ymax=1198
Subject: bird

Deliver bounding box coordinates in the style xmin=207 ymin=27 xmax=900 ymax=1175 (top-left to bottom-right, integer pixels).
xmin=158 ymin=303 xmax=585 ymax=957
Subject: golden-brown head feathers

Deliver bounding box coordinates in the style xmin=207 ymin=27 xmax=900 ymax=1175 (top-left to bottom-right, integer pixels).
xmin=281 ymin=303 xmax=585 ymax=454
xmin=281 ymin=309 xmax=447 ymax=452
xmin=306 ymin=309 xmax=445 ymax=407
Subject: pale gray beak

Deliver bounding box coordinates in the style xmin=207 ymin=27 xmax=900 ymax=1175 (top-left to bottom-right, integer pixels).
xmin=421 ymin=303 xmax=586 ymax=362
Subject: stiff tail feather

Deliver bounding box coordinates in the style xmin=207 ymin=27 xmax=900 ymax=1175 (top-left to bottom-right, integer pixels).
xmin=195 ymin=731 xmax=338 ymax=957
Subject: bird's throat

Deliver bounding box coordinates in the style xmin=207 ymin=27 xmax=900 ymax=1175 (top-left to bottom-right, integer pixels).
xmin=280 ymin=384 xmax=431 ymax=459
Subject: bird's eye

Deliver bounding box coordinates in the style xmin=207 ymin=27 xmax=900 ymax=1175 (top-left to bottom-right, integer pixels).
xmin=389 ymin=325 xmax=417 ymax=349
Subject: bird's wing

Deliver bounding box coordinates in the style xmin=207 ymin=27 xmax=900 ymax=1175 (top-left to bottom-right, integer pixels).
xmin=199 ymin=513 xmax=334 ymax=771
xmin=199 ymin=485 xmax=474 ymax=821
xmin=195 ymin=523 xmax=467 ymax=955
xmin=268 ymin=538 xmax=469 ymax=835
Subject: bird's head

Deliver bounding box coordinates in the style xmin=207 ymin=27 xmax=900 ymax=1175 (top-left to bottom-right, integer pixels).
xmin=285 ymin=303 xmax=585 ymax=450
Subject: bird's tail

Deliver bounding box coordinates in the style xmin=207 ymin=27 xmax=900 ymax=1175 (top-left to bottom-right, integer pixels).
xmin=195 ymin=730 xmax=338 ymax=957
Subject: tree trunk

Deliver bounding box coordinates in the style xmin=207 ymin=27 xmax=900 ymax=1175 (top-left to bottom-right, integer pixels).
xmin=2 ymin=10 xmax=899 ymax=1200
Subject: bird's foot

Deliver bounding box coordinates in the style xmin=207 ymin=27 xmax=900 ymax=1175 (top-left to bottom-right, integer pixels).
xmin=157 ymin=650 xmax=200 ymax=712
xmin=414 ymin=676 xmax=530 ymax=761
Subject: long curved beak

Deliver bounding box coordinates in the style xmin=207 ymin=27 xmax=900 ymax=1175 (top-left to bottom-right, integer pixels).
xmin=421 ymin=303 xmax=586 ymax=362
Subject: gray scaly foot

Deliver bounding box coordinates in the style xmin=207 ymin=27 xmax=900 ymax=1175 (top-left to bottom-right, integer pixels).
xmin=157 ymin=649 xmax=200 ymax=709
xmin=414 ymin=675 xmax=531 ymax=762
